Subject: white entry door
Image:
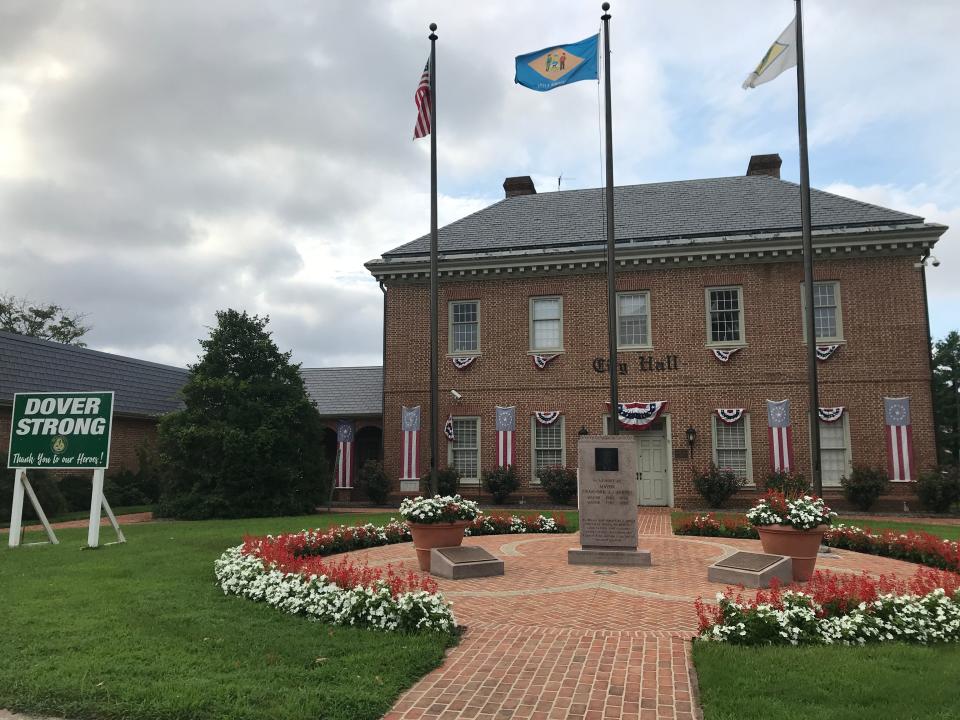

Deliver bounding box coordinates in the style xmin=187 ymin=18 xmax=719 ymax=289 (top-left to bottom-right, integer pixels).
xmin=636 ymin=432 xmax=669 ymax=506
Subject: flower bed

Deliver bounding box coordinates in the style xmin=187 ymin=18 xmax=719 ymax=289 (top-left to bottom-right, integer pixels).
xmin=673 ymin=513 xmax=758 ymax=539
xmin=746 ymin=492 xmax=835 ymax=530
xmin=399 ymin=494 xmax=481 ymax=524
xmin=695 ymin=568 xmax=960 ymax=645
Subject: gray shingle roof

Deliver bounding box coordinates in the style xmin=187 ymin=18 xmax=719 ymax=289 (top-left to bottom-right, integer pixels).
xmin=0 ymin=330 xmax=189 ymax=417
xmin=300 ymin=366 xmax=383 ymax=417
xmin=382 ymin=175 xmax=924 ymax=258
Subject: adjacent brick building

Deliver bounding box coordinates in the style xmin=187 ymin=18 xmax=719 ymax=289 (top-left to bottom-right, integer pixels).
xmin=366 ymin=154 xmax=948 ymax=509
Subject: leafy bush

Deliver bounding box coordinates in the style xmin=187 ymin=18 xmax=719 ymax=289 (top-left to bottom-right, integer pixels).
xmin=0 ymin=469 xmax=66 ymax=521
xmin=538 ymin=465 xmax=578 ymax=505
xmin=420 ymin=466 xmax=461 ymax=496
xmin=693 ymin=463 xmax=745 ymax=508
xmin=915 ymin=466 xmax=960 ymax=513
xmin=359 ymin=460 xmax=391 ymax=505
xmin=763 ymin=470 xmax=809 ymax=498
xmin=58 ymin=473 xmax=92 ymax=512
xmin=482 ymin=465 xmax=519 ymax=504
xmin=840 ymin=466 xmax=890 ymax=511
xmin=104 ymin=468 xmax=152 ymax=507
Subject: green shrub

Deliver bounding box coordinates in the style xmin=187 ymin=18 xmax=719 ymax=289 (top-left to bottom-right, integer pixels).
xmin=58 ymin=473 xmax=92 ymax=512
xmin=359 ymin=460 xmax=391 ymax=505
xmin=420 ymin=466 xmax=461 ymax=496
xmin=0 ymin=469 xmax=66 ymax=521
xmin=693 ymin=463 xmax=745 ymax=508
xmin=482 ymin=465 xmax=519 ymax=504
xmin=538 ymin=465 xmax=578 ymax=505
xmin=105 ymin=467 xmax=152 ymax=507
xmin=915 ymin=466 xmax=960 ymax=513
xmin=840 ymin=466 xmax=890 ymax=511
xmin=763 ymin=470 xmax=809 ymax=498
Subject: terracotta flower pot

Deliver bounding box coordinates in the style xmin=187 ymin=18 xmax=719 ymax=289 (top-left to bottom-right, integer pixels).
xmin=757 ymin=524 xmax=827 ymax=581
xmin=408 ymin=520 xmax=470 ymax=571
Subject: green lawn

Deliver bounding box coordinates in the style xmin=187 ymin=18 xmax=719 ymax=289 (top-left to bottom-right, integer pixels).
xmin=1 ymin=512 xmax=456 ymax=720
xmin=694 ymin=642 xmax=960 ymax=719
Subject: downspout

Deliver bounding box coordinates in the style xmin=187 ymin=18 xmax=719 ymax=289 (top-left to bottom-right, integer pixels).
xmin=380 ymin=281 xmax=387 ymax=468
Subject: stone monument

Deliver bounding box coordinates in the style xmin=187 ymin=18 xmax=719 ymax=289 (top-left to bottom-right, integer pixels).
xmin=568 ymin=435 xmax=651 ymax=566
xmin=707 ymin=551 xmax=792 ymax=588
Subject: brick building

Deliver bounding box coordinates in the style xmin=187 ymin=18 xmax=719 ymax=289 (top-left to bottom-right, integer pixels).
xmin=366 ymin=154 xmax=947 ymax=509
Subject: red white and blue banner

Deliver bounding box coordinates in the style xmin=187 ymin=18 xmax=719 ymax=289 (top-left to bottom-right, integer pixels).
xmin=884 ymin=397 xmax=914 ymax=482
xmin=495 ymin=406 xmax=516 ymax=466
xmin=531 ymin=354 xmax=558 ymax=370
xmin=818 ymin=406 xmax=845 ymax=423
xmin=816 ymin=345 xmax=840 ymax=361
xmin=711 ymin=348 xmax=741 ymax=363
xmin=335 ymin=420 xmax=355 ymax=489
xmin=716 ymin=408 xmax=745 ymax=425
xmin=444 ymin=414 xmax=455 ymax=441
xmin=766 ymin=399 xmax=793 ymax=472
xmin=451 ymin=356 xmax=476 ymax=370
xmin=400 ymin=406 xmax=421 ymax=480
xmin=534 ymin=411 xmax=560 ymax=425
xmin=607 ymin=401 xmax=668 ymax=430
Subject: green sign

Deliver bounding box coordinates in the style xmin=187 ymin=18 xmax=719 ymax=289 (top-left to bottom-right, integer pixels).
xmin=7 ymin=391 xmax=114 ymax=469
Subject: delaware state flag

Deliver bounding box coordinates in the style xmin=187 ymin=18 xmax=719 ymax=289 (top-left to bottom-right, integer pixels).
xmin=515 ymin=34 xmax=599 ymax=92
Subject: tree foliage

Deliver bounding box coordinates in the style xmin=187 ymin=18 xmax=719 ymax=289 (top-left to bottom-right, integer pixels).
xmin=157 ymin=310 xmax=329 ymax=519
xmin=932 ymin=331 xmax=960 ymax=466
xmin=0 ymin=294 xmax=90 ymax=345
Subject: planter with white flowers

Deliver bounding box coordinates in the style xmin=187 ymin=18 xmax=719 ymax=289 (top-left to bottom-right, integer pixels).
xmin=399 ymin=495 xmax=481 ymax=571
xmin=746 ymin=492 xmax=836 ymax=581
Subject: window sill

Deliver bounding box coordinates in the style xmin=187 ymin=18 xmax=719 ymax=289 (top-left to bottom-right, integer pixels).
xmin=527 ymin=349 xmax=565 ymax=355
xmin=617 ymin=345 xmax=654 ymax=352
xmin=704 ymin=342 xmax=748 ymax=349
xmin=458 ymin=479 xmax=481 ymax=486
xmin=801 ymin=339 xmax=846 ymax=346
xmin=446 ymin=352 xmax=481 ymax=358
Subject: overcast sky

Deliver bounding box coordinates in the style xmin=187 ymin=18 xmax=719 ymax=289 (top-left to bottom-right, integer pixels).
xmin=1 ymin=0 xmax=956 ymax=369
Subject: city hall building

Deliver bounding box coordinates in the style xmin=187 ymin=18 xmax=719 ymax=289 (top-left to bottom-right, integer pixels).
xmin=366 ymin=154 xmax=947 ymax=509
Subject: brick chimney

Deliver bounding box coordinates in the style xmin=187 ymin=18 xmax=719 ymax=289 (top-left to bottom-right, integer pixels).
xmin=503 ymin=176 xmax=537 ymax=198
xmin=745 ymin=153 xmax=782 ymax=179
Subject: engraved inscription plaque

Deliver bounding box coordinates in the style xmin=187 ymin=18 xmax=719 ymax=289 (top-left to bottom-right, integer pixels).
xmin=595 ymin=447 xmax=619 ymax=471
xmin=436 ymin=546 xmax=497 ymax=564
xmin=577 ymin=436 xmax=638 ymax=550
xmin=715 ymin=551 xmax=782 ymax=572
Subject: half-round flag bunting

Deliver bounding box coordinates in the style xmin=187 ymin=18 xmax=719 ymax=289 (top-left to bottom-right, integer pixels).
xmin=451 ymin=356 xmax=476 ymax=370
xmin=534 ymin=411 xmax=560 ymax=425
xmin=532 ymin=354 xmax=558 ymax=370
xmin=711 ymin=348 xmax=741 ymax=363
xmin=716 ymin=408 xmax=745 ymax=424
xmin=607 ymin=401 xmax=668 ymax=429
xmin=816 ymin=345 xmax=840 ymax=361
xmin=818 ymin=407 xmax=845 ymax=423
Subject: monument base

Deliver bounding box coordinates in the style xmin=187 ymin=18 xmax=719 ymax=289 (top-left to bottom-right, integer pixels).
xmin=568 ymin=547 xmax=652 ymax=566
xmin=430 ymin=546 xmax=504 ymax=579
xmin=708 ymin=551 xmax=792 ymax=588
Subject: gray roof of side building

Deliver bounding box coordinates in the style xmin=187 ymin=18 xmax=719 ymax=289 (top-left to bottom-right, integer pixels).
xmin=300 ymin=366 xmax=383 ymax=417
xmin=380 ymin=174 xmax=927 ymax=258
xmin=0 ymin=330 xmax=189 ymax=417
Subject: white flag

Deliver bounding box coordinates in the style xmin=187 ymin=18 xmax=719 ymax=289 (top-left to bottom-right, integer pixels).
xmin=742 ymin=17 xmax=798 ymax=89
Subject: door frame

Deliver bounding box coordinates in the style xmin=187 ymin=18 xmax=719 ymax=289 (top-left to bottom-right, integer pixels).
xmin=602 ymin=412 xmax=674 ymax=507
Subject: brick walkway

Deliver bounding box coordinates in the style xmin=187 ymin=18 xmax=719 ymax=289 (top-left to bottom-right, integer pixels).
xmin=0 ymin=512 xmax=153 ymax=534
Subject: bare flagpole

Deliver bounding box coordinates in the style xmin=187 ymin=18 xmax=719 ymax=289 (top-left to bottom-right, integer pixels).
xmin=795 ymin=0 xmax=822 ymax=495
xmin=601 ymin=2 xmax=619 ymax=436
xmin=428 ymin=23 xmax=440 ymax=496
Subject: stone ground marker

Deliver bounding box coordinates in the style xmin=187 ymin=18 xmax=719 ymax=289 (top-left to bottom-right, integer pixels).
xmin=708 ymin=551 xmax=793 ymax=588
xmin=430 ymin=546 xmax=504 ymax=579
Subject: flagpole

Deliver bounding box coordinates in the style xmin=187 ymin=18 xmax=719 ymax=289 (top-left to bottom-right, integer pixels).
xmin=428 ymin=22 xmax=440 ymax=496
xmin=794 ymin=0 xmax=822 ymax=495
xmin=601 ymin=2 xmax=619 ymax=436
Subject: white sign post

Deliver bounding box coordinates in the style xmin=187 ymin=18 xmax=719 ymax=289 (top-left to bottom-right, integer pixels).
xmin=7 ymin=468 xmax=59 ymax=548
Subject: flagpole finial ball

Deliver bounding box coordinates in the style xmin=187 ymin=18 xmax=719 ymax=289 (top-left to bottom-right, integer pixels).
xmin=429 ymin=22 xmax=437 ymax=31
xmin=602 ymin=2 xmax=610 ymax=11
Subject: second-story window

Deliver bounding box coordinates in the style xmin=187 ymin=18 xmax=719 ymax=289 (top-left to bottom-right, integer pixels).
xmin=530 ymin=296 xmax=563 ymax=352
xmin=449 ymin=300 xmax=479 ymax=354
xmin=801 ymin=281 xmax=844 ymax=342
xmin=617 ymin=291 xmax=651 ymax=349
xmin=706 ymin=287 xmax=744 ymax=345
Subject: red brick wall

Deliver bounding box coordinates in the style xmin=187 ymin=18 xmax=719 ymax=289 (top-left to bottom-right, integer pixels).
xmin=381 ymin=255 xmax=935 ymax=508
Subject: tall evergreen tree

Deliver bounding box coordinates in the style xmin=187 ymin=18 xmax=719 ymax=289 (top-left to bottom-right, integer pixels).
xmin=158 ymin=310 xmax=329 ymax=519
xmin=932 ymin=331 xmax=960 ymax=466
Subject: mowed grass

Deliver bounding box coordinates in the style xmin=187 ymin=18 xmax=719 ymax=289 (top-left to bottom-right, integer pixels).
xmin=1 ymin=512 xmax=455 ymax=720
xmin=694 ymin=642 xmax=960 ymax=720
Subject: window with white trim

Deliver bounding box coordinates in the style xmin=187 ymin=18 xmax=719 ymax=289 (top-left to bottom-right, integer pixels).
xmin=706 ymin=287 xmax=744 ymax=345
xmin=448 ymin=300 xmax=479 ymax=354
xmin=531 ymin=416 xmax=565 ymax=483
xmin=712 ymin=415 xmax=753 ymax=483
xmin=448 ymin=417 xmax=480 ymax=484
xmin=801 ymin=282 xmax=843 ymax=342
xmin=530 ymin=296 xmax=563 ymax=352
xmin=819 ymin=415 xmax=851 ymax=487
xmin=616 ymin=292 xmax=651 ymax=349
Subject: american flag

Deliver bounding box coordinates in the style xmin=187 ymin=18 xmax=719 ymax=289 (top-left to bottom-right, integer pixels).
xmin=495 ymin=406 xmax=516 ymax=467
xmin=766 ymin=399 xmax=794 ymax=472
xmin=401 ymin=406 xmax=421 ymax=480
xmin=413 ymin=58 xmax=431 ymax=139
xmin=884 ymin=397 xmax=914 ymax=482
xmin=335 ymin=420 xmax=354 ymax=489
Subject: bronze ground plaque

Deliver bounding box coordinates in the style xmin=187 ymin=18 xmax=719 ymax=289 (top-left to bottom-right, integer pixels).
xmin=715 ymin=551 xmax=783 ymax=572
xmin=436 ymin=546 xmax=497 ymax=564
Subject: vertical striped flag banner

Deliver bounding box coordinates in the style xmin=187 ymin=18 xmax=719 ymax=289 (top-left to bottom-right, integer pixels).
xmin=766 ymin=399 xmax=794 ymax=472
xmin=495 ymin=406 xmax=516 ymax=467
xmin=335 ymin=420 xmax=354 ymax=489
xmin=413 ymin=58 xmax=431 ymax=139
xmin=884 ymin=397 xmax=914 ymax=482
xmin=401 ymin=406 xmax=421 ymax=480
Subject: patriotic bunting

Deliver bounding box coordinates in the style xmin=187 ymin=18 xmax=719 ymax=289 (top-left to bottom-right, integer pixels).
xmin=607 ymin=401 xmax=668 ymax=430
xmin=451 ymin=356 xmax=476 ymax=370
xmin=534 ymin=411 xmax=561 ymax=426
xmin=766 ymin=399 xmax=794 ymax=472
xmin=716 ymin=408 xmax=745 ymax=425
xmin=444 ymin=414 xmax=456 ymax=441
xmin=884 ymin=397 xmax=914 ymax=482
xmin=400 ymin=406 xmax=421 ymax=480
xmin=818 ymin=406 xmax=845 ymax=423
xmin=816 ymin=345 xmax=840 ymax=361
xmin=712 ymin=348 xmax=741 ymax=363
xmin=495 ymin=406 xmax=516 ymax=466
xmin=335 ymin=420 xmax=355 ymax=489
xmin=532 ymin=354 xmax=558 ymax=370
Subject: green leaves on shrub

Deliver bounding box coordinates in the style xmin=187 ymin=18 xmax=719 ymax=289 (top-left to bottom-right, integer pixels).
xmin=915 ymin=466 xmax=960 ymax=513
xmin=537 ymin=465 xmax=578 ymax=505
xmin=482 ymin=465 xmax=519 ymax=504
xmin=763 ymin=470 xmax=809 ymax=498
xmin=693 ymin=463 xmax=745 ymax=508
xmin=359 ymin=460 xmax=391 ymax=505
xmin=0 ymin=469 xmax=66 ymax=521
xmin=419 ymin=466 xmax=461 ymax=496
xmin=840 ymin=466 xmax=890 ymax=511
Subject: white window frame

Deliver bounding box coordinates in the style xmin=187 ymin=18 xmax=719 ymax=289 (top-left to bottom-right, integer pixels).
xmin=704 ymin=286 xmax=746 ymax=347
xmin=801 ymin=281 xmax=844 ymax=344
xmin=818 ymin=414 xmax=853 ymax=487
xmin=529 ymin=296 xmax=564 ymax=353
xmin=616 ymin=291 xmax=653 ymax=350
xmin=711 ymin=413 xmax=754 ymax=485
xmin=529 ymin=415 xmax=566 ymax=484
xmin=447 ymin=300 xmax=481 ymax=356
xmin=447 ymin=416 xmax=481 ymax=485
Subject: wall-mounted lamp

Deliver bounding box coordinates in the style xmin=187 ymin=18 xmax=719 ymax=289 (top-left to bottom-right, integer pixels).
xmin=685 ymin=426 xmax=697 ymax=451
xmin=578 ymin=425 xmax=589 ymax=436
